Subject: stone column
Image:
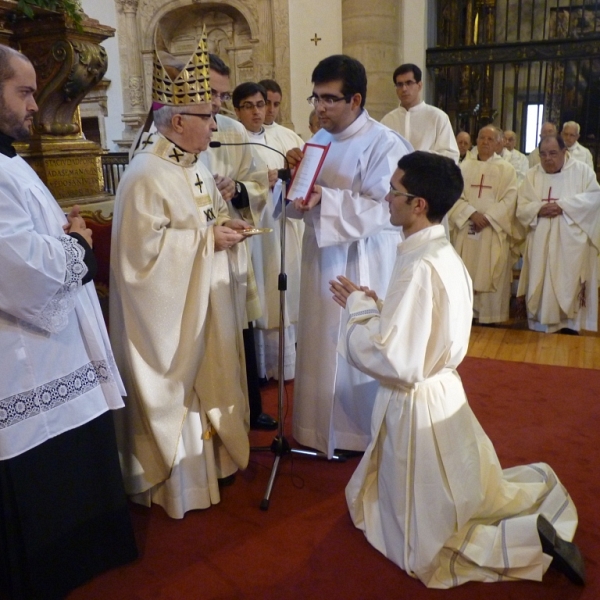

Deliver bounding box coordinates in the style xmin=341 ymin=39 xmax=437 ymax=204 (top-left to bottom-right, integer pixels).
xmin=341 ymin=0 xmax=401 ymax=120
xmin=115 ymin=0 xmax=146 ymax=147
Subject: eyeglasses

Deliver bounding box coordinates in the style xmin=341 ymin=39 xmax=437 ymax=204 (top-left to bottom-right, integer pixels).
xmin=388 ymin=185 xmax=418 ymax=199
xmin=394 ymin=80 xmax=418 ymax=89
xmin=306 ymin=94 xmax=351 ymax=107
xmin=238 ymin=101 xmax=266 ymax=110
xmin=178 ymin=113 xmax=213 ymax=120
xmin=211 ymin=90 xmax=231 ymax=101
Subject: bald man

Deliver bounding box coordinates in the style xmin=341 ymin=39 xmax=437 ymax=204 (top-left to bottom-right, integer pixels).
xmin=503 ymin=130 xmax=529 ymax=182
xmin=528 ymin=121 xmax=557 ymax=167
xmin=448 ymin=125 xmax=520 ymax=324
xmin=456 ymin=131 xmax=472 ymax=163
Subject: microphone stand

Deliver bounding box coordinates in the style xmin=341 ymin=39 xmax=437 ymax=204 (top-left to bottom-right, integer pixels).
xmin=209 ymin=141 xmax=343 ymax=511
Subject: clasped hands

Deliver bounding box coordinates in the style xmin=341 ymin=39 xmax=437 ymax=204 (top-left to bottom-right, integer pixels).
xmin=63 ymin=205 xmax=93 ymax=248
xmin=329 ymin=275 xmax=378 ymax=309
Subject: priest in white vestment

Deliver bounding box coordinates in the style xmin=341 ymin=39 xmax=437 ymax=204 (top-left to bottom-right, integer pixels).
xmin=456 ymin=131 xmax=473 ymax=163
xmin=561 ymin=121 xmax=595 ymax=170
xmin=517 ymin=134 xmax=600 ymax=333
xmin=528 ymin=121 xmax=558 ymax=167
xmin=332 ymin=151 xmax=583 ymax=589
xmin=233 ymin=82 xmax=303 ymax=381
xmin=448 ymin=125 xmax=519 ymax=323
xmin=503 ymin=130 xmax=530 ymax=182
xmin=200 ymin=54 xmax=278 ymax=431
xmin=0 ymin=46 xmax=137 ymax=598
xmin=381 ymin=63 xmax=459 ymax=162
xmin=111 ymin=36 xmax=251 ymax=519
xmin=287 ymin=55 xmax=412 ymax=458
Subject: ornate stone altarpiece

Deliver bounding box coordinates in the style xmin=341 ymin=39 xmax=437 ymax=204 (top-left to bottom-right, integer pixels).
xmin=114 ymin=0 xmax=291 ymax=149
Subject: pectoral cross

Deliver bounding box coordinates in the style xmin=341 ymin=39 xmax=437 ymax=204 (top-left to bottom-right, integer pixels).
xmin=310 ymin=33 xmax=322 ymax=46
xmin=471 ymin=174 xmax=492 ymax=198
xmin=195 ymin=174 xmax=204 ymax=193
xmin=542 ymin=187 xmax=558 ymax=203
xmin=141 ymin=133 xmax=154 ymax=149
xmin=169 ymin=147 xmax=184 ymax=163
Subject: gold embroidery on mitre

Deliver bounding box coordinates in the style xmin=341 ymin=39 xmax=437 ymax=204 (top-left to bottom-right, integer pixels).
xmin=152 ymin=27 xmax=211 ymax=106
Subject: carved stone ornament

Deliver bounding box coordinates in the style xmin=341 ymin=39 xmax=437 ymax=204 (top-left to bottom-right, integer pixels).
xmin=115 ymin=0 xmax=139 ymax=15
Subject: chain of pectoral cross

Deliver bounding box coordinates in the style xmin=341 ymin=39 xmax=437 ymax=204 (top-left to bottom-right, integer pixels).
xmin=542 ymin=187 xmax=558 ymax=203
xmin=471 ymin=174 xmax=492 ymax=198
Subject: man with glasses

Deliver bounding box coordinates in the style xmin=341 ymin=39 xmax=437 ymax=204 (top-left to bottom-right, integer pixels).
xmin=332 ymin=151 xmax=583 ymax=589
xmin=111 ymin=38 xmax=252 ymax=518
xmin=200 ymin=55 xmax=277 ymax=432
xmin=286 ymin=54 xmax=412 ymax=459
xmin=232 ymin=81 xmax=303 ymax=383
xmin=516 ymin=134 xmax=600 ymax=334
xmin=381 ymin=63 xmax=459 ymax=162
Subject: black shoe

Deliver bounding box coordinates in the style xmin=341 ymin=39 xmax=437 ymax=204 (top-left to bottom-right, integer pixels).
xmin=557 ymin=328 xmax=579 ymax=336
xmin=218 ymin=473 xmax=236 ymax=487
xmin=537 ymin=515 xmax=586 ymax=585
xmin=250 ymin=412 xmax=278 ymax=431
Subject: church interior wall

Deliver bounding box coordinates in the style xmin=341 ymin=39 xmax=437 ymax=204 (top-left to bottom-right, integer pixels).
xmin=288 ymin=0 xmax=342 ymax=139
xmin=77 ymin=0 xmax=433 ymax=149
xmin=80 ymin=0 xmax=123 ymax=152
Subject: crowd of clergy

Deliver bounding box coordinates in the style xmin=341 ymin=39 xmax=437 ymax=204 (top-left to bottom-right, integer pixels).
xmin=0 ymin=28 xmax=594 ymax=598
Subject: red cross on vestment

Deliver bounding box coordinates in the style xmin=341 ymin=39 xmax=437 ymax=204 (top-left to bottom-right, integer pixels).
xmin=471 ymin=174 xmax=493 ymax=198
xmin=542 ymin=187 xmax=559 ymax=203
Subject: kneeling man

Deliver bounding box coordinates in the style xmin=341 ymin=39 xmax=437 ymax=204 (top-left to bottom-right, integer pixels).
xmin=331 ymin=151 xmax=583 ymax=588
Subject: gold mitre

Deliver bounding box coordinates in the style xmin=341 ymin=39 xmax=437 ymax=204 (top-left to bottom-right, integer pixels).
xmin=152 ymin=27 xmax=211 ymax=107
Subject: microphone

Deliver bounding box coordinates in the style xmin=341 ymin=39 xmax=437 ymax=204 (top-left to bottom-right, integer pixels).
xmin=209 ymin=140 xmax=292 ymax=182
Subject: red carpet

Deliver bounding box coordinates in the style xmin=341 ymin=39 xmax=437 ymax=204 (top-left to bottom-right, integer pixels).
xmin=69 ymin=358 xmax=599 ymax=599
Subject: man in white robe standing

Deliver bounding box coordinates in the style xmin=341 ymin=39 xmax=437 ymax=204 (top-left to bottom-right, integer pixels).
xmin=561 ymin=121 xmax=595 ymax=170
xmin=200 ymin=54 xmax=277 ymax=431
xmin=111 ymin=33 xmax=252 ymax=518
xmin=232 ymin=81 xmax=302 ymax=381
xmin=258 ymin=78 xmax=306 ymax=151
xmin=528 ymin=121 xmax=557 ymax=167
xmin=448 ymin=125 xmax=519 ymax=324
xmin=456 ymin=131 xmax=472 ymax=163
xmin=286 ymin=55 xmax=412 ymax=458
xmin=517 ymin=134 xmax=600 ymax=333
xmin=381 ymin=63 xmax=459 ymax=162
xmin=332 ymin=150 xmax=584 ymax=589
xmin=503 ymin=129 xmax=530 ymax=182
xmin=0 ymin=46 xmax=137 ymax=599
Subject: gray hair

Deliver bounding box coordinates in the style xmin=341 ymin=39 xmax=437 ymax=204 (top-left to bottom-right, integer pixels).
xmin=153 ymin=104 xmax=191 ymax=130
xmin=562 ymin=120 xmax=580 ymax=134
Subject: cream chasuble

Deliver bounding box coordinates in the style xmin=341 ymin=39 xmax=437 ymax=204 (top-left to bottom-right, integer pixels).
xmin=448 ymin=155 xmax=519 ymax=323
xmin=291 ymin=110 xmax=412 ymax=458
xmin=516 ymin=157 xmax=600 ymax=332
xmin=342 ymin=225 xmax=578 ymax=588
xmin=110 ymin=132 xmax=249 ymax=516
xmin=380 ymin=102 xmax=459 ymax=162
